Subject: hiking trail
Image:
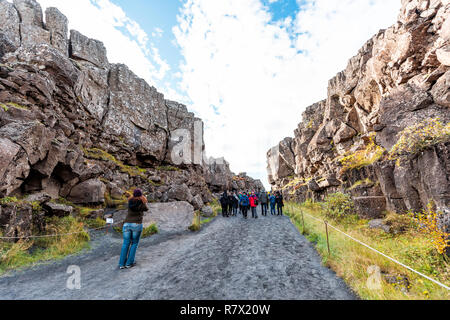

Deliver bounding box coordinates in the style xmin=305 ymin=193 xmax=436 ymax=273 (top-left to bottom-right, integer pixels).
xmin=0 ymin=207 xmax=356 ymax=300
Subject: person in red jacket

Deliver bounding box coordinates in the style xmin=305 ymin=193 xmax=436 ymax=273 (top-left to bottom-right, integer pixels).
xmin=249 ymin=192 xmax=259 ymax=219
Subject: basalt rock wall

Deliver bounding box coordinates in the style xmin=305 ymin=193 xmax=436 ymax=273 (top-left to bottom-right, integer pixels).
xmin=267 ymin=0 xmax=450 ymax=226
xmin=0 ymin=0 xmax=263 ymax=221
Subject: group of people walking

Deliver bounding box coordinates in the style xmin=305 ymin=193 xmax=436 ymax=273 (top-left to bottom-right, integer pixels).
xmin=118 ymin=188 xmax=285 ymax=269
xmin=219 ymin=190 xmax=284 ymax=219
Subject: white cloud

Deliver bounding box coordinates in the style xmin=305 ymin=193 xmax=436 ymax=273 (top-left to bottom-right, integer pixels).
xmin=37 ymin=0 xmax=170 ymax=90
xmin=173 ymin=0 xmax=401 ymax=188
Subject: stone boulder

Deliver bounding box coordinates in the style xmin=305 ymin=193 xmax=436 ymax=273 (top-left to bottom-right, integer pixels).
xmin=13 ymin=0 xmax=50 ymax=47
xmin=191 ymin=194 xmax=204 ymax=210
xmin=69 ymin=30 xmax=108 ymax=68
xmin=25 ymin=192 xmax=51 ymax=204
xmin=167 ymin=183 xmax=193 ymax=203
xmin=353 ymin=196 xmax=386 ymax=219
xmin=0 ymin=203 xmax=33 ymax=240
xmin=143 ymin=201 xmax=194 ymax=233
xmin=45 ymin=7 xmax=69 ymax=55
xmin=68 ymin=179 xmax=106 ymax=204
xmin=0 ymin=0 xmax=21 ymax=48
xmin=201 ymin=205 xmax=214 ymax=217
xmin=368 ymin=219 xmax=391 ymax=233
xmin=431 ymin=70 xmax=450 ymax=108
xmin=43 ymin=202 xmax=73 ymax=217
xmin=0 ymin=137 xmax=30 ymax=196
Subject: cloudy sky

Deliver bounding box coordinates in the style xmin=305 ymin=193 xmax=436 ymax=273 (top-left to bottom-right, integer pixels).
xmin=36 ymin=0 xmax=401 ymax=189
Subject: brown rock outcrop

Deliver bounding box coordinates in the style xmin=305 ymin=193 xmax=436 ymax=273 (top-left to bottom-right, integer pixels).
xmin=0 ymin=0 xmax=261 ymax=235
xmin=267 ymin=0 xmax=450 ymax=225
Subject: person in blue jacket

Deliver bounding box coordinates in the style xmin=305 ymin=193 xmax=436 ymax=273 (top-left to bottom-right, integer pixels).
xmin=240 ymin=193 xmax=250 ymax=219
xmin=269 ymin=193 xmax=276 ymax=215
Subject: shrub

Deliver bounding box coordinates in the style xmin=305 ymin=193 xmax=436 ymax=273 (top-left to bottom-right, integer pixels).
xmin=142 ymin=224 xmax=158 ymax=238
xmin=0 ymin=197 xmax=19 ymax=205
xmin=383 ymin=212 xmax=414 ymax=234
xmin=340 ymin=133 xmax=385 ymax=173
xmin=188 ymin=212 xmax=201 ymax=232
xmin=389 ymin=118 xmax=450 ymax=165
xmin=0 ymin=216 xmax=90 ymax=274
xmin=411 ymin=202 xmax=449 ymax=256
xmin=209 ymin=199 xmax=221 ymax=217
xmin=321 ymin=192 xmax=354 ymax=220
xmin=84 ymin=217 xmax=106 ymax=229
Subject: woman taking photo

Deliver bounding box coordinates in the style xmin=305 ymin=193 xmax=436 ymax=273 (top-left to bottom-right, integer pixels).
xmin=119 ymin=189 xmax=148 ymax=269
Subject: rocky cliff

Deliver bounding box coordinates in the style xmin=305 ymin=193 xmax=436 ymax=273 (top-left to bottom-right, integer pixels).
xmin=267 ymin=0 xmax=450 ymax=226
xmin=0 ymin=0 xmax=263 ymax=237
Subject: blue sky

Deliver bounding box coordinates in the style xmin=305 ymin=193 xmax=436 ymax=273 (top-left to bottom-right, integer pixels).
xmin=110 ymin=0 xmax=183 ymax=84
xmin=38 ymin=0 xmax=401 ymax=189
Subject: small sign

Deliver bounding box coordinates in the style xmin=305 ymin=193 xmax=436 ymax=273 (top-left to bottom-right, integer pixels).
xmin=106 ymin=218 xmax=114 ymax=224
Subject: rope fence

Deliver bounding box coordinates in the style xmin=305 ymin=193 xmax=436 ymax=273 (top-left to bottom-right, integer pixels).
xmin=0 ymin=221 xmax=121 ymax=240
xmin=289 ymin=205 xmax=450 ymax=291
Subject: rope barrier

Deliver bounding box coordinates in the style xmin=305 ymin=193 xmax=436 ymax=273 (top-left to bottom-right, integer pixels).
xmin=0 ymin=221 xmax=121 ymax=240
xmin=291 ymin=206 xmax=450 ymax=291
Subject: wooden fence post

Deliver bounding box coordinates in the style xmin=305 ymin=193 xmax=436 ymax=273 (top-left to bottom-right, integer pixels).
xmin=301 ymin=210 xmax=305 ymax=235
xmin=324 ymin=220 xmax=331 ymax=256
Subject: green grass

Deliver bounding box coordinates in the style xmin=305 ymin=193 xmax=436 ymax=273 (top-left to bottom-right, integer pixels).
xmin=83 ymin=148 xmax=155 ymax=184
xmin=201 ymin=217 xmax=215 ymax=225
xmin=142 ymin=224 xmax=158 ymax=238
xmin=157 ymin=165 xmax=181 ymax=172
xmin=348 ymin=178 xmax=374 ymax=191
xmin=285 ymin=201 xmax=450 ymax=300
xmin=0 ymin=216 xmax=90 ymax=276
xmin=188 ymin=212 xmax=202 ymax=232
xmin=209 ymin=199 xmax=221 ymax=217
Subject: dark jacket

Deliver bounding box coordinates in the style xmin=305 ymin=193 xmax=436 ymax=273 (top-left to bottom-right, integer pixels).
xmin=231 ymin=195 xmax=239 ymax=208
xmin=275 ymin=194 xmax=284 ymax=206
xmin=124 ymin=197 xmax=148 ymax=224
xmin=259 ymin=192 xmax=268 ymax=204
xmin=220 ymin=192 xmax=229 ymax=206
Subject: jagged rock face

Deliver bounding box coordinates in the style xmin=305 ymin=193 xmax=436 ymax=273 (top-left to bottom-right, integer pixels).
xmin=267 ymin=0 xmax=450 ymax=223
xmin=45 ymin=7 xmax=68 ymax=55
xmin=205 ymin=158 xmax=265 ymax=193
xmin=0 ymin=0 xmax=261 ymax=221
xmin=0 ymin=0 xmax=21 ymax=52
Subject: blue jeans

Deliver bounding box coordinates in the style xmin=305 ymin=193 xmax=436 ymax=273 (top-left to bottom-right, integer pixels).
xmin=277 ymin=203 xmax=283 ymax=215
xmin=119 ymin=223 xmax=143 ymax=267
xmin=270 ymin=204 xmax=276 ymax=215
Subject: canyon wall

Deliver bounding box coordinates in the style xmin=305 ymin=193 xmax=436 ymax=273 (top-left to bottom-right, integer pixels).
xmin=0 ymin=0 xmax=263 ymax=237
xmin=267 ymin=0 xmax=450 ymax=226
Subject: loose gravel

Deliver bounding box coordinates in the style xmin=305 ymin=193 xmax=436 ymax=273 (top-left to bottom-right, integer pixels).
xmin=0 ymin=208 xmax=356 ymax=300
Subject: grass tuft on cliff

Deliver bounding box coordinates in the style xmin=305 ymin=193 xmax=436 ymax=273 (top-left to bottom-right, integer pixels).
xmin=188 ymin=212 xmax=202 ymax=232
xmin=83 ymin=148 xmax=158 ymax=185
xmin=285 ymin=201 xmax=450 ymax=300
xmin=339 ymin=133 xmax=385 ymax=173
xmin=389 ymin=118 xmax=450 ymax=166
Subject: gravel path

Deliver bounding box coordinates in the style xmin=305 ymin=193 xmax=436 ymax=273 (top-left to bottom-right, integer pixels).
xmin=0 ymin=208 xmax=356 ymax=300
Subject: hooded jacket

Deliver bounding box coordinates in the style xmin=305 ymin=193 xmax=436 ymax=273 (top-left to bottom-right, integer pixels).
xmin=124 ymin=196 xmax=148 ymax=224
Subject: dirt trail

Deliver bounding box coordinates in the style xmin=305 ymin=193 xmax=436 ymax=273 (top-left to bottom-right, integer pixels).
xmin=0 ymin=208 xmax=356 ymax=300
